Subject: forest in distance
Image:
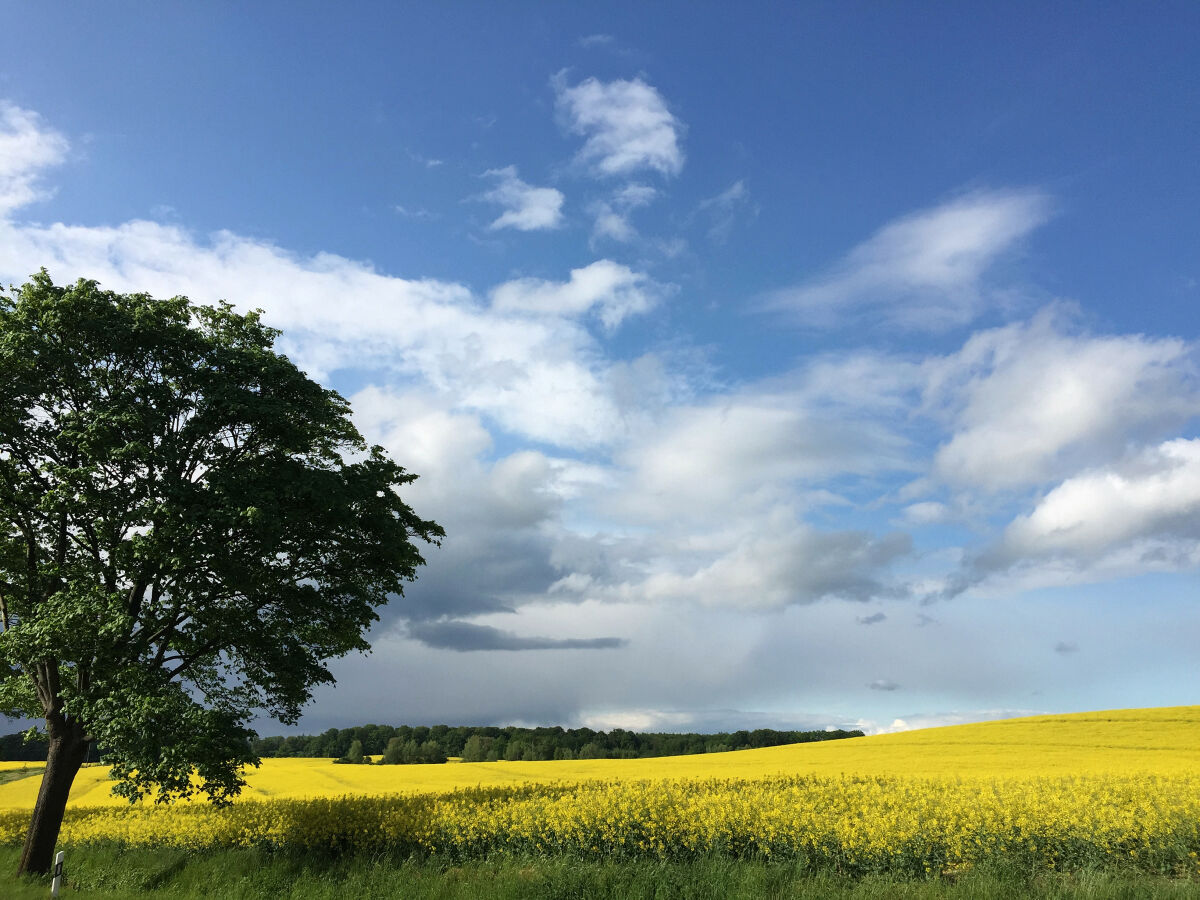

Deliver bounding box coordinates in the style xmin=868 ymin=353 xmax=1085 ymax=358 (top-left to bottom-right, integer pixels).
xmin=0 ymin=725 xmax=864 ymax=766
xmin=253 ymin=724 xmax=866 ymax=764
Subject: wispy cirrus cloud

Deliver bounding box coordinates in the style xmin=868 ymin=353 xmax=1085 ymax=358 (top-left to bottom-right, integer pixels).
xmin=766 ymin=190 xmax=1052 ymax=331
xmin=698 ymin=179 xmax=756 ymax=243
xmin=554 ymin=73 xmax=685 ymax=178
xmin=480 ymin=165 xmax=565 ymax=231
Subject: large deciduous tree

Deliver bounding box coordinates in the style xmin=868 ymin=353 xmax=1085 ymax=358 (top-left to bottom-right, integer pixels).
xmin=0 ymin=271 xmax=444 ymax=875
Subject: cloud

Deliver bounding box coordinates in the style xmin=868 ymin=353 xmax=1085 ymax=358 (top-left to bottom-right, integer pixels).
xmin=857 ymin=612 xmax=887 ymax=625
xmin=0 ymin=102 xmax=69 ymax=214
xmin=614 ymin=388 xmax=913 ymax=522
xmin=590 ymin=183 xmax=658 ymax=244
xmin=0 ymin=220 xmax=631 ymax=451
xmin=859 ymin=709 xmax=1043 ymax=735
xmin=698 ymin=179 xmax=756 ymax=243
xmin=927 ymin=310 xmax=1200 ymax=491
xmin=578 ymin=34 xmax=614 ymax=48
xmin=1054 ymin=641 xmax=1079 ymax=654
xmin=346 ymin=387 xmax=609 ymax=623
xmin=407 ymin=620 xmax=625 ymax=652
xmin=902 ymin=501 xmax=951 ymax=525
xmin=988 ymin=438 xmax=1200 ymax=569
xmin=554 ymin=73 xmax=684 ymax=177
xmin=622 ymin=515 xmax=912 ymax=611
xmin=490 ymin=259 xmax=666 ymax=331
xmin=869 ymin=679 xmax=900 ymax=691
xmin=765 ymin=189 xmax=1051 ymax=331
xmin=480 ymin=165 xmax=564 ymax=231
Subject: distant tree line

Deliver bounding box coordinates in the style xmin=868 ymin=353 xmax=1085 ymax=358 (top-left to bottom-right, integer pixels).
xmin=0 ymin=731 xmax=101 ymax=763
xmin=252 ymin=725 xmax=865 ymax=764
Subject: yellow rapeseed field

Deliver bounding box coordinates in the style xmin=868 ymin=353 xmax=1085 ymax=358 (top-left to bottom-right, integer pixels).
xmin=1 ymin=706 xmax=1198 ymax=875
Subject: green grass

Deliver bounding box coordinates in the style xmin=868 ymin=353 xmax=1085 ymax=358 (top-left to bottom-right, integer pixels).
xmin=2 ymin=848 xmax=1200 ymax=899
xmin=0 ymin=766 xmax=44 ymax=787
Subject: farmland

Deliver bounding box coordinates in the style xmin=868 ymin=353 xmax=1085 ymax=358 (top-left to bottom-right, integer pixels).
xmin=2 ymin=706 xmax=1200 ymax=894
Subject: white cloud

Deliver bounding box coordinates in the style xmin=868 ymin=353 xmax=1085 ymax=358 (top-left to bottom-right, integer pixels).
xmin=481 ymin=165 xmax=564 ymax=231
xmin=858 ymin=709 xmax=1043 ymax=735
xmin=698 ymin=179 xmax=755 ymax=243
xmin=614 ymin=388 xmax=912 ymax=522
xmin=902 ymin=501 xmax=951 ymax=525
xmin=554 ymin=73 xmax=684 ymax=177
xmin=766 ymin=190 xmax=1051 ymax=331
xmin=578 ymin=34 xmax=615 ymax=49
xmin=630 ymin=520 xmax=910 ymax=610
xmin=928 ymin=310 xmax=1199 ymax=490
xmin=590 ymin=183 xmax=657 ymax=244
xmin=0 ymin=214 xmax=641 ymax=448
xmin=996 ymin=438 xmax=1200 ymax=565
xmin=490 ymin=259 xmax=665 ymax=331
xmin=0 ymin=111 xmax=631 ymax=449
xmin=0 ymin=102 xmax=69 ymax=213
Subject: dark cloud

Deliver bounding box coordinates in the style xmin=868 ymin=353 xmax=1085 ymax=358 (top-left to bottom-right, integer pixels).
xmin=408 ymin=620 xmax=626 ymax=652
xmin=857 ymin=612 xmax=886 ymax=625
xmin=869 ymin=679 xmax=900 ymax=691
xmin=383 ymin=528 xmax=560 ymax=623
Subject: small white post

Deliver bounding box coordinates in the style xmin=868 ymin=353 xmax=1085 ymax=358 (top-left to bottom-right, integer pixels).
xmin=50 ymin=850 xmax=64 ymax=898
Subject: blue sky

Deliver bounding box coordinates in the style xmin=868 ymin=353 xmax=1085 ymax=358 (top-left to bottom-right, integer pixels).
xmin=2 ymin=2 xmax=1198 ymax=735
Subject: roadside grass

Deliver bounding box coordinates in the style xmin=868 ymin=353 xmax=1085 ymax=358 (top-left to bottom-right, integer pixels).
xmin=2 ymin=848 xmax=1200 ymax=899
xmin=0 ymin=766 xmax=44 ymax=787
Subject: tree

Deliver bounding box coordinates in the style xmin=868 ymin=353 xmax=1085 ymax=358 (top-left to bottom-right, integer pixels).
xmin=460 ymin=734 xmax=492 ymax=762
xmin=0 ymin=272 xmax=443 ymax=875
xmin=335 ymin=739 xmax=366 ymax=765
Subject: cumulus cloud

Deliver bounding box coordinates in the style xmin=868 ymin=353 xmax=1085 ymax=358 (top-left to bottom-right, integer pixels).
xmin=490 ymin=259 xmax=666 ymax=331
xmin=766 ymin=190 xmax=1051 ymax=331
xmin=0 ymin=219 xmax=636 ymax=450
xmin=480 ymin=165 xmax=564 ymax=231
xmin=407 ymin=620 xmax=625 ymax=652
xmin=0 ymin=102 xmax=69 ymax=213
xmin=554 ymin=73 xmax=684 ymax=177
xmin=988 ymin=438 xmax=1200 ymax=569
xmin=927 ymin=312 xmax=1200 ymax=491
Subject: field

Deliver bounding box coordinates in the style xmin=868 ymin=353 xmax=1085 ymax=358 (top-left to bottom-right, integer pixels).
xmin=3 ymin=706 xmax=1200 ymax=895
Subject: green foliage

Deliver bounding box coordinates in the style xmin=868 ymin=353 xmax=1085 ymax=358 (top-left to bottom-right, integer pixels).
xmin=460 ymin=734 xmax=493 ymax=763
xmin=334 ymin=740 xmax=366 ymax=765
xmin=251 ymin=723 xmax=864 ymax=762
xmin=5 ymin=846 xmax=1200 ymax=900
xmin=0 ymin=271 xmax=442 ymax=802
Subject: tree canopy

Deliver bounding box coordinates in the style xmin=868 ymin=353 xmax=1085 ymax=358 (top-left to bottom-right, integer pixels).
xmin=0 ymin=271 xmax=443 ymax=873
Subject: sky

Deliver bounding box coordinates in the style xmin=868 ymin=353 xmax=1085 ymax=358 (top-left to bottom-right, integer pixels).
xmin=1 ymin=2 xmax=1198 ymax=736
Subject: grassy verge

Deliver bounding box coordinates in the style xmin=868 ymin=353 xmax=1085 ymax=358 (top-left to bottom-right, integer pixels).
xmin=1 ymin=848 xmax=1200 ymax=899
xmin=0 ymin=766 xmax=44 ymax=787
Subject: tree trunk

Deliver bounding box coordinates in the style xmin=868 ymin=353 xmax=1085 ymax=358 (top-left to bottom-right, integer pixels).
xmin=16 ymin=715 xmax=88 ymax=877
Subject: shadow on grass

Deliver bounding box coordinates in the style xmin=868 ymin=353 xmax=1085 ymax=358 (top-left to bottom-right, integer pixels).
xmin=1 ymin=847 xmax=1199 ymax=899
